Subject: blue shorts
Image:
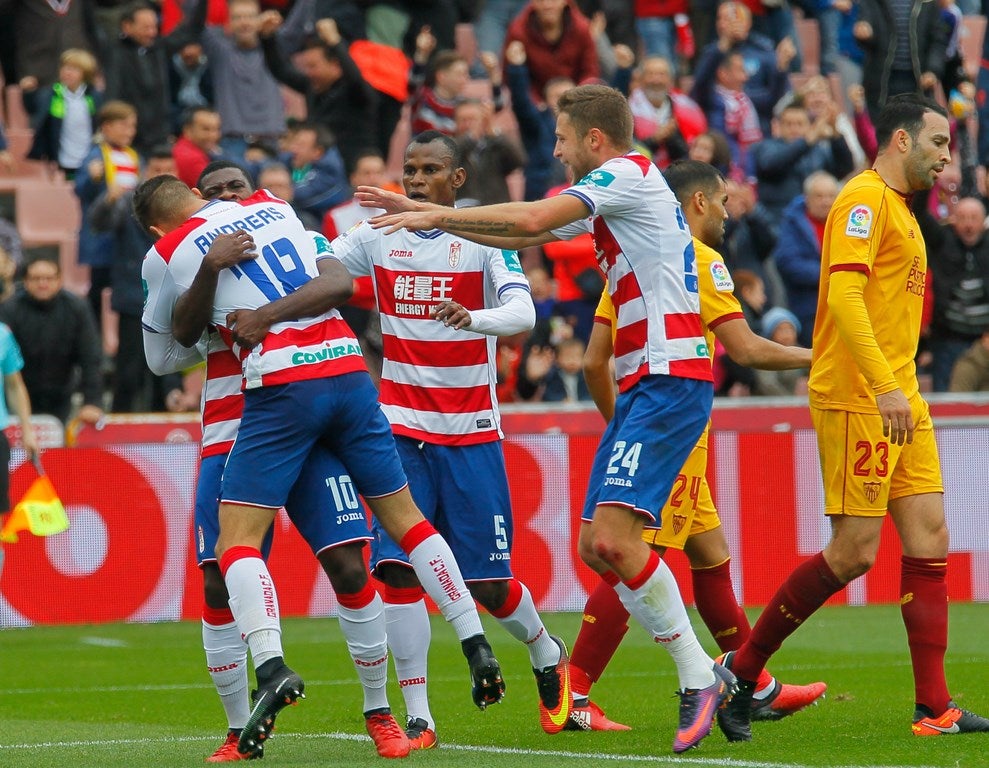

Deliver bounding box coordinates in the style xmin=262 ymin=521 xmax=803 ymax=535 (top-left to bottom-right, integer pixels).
xmin=220 ymin=373 xmax=408 ymax=508
xmin=582 ymin=375 xmax=712 ymax=525
xmin=371 ymin=437 xmax=513 ymax=581
xmin=195 ymin=447 xmax=372 ymax=566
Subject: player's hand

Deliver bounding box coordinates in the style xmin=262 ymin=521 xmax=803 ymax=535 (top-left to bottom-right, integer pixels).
xmin=431 ymin=301 xmax=472 ymax=330
xmin=355 ymin=185 xmax=415 ymax=214
xmin=875 ymin=388 xmax=913 ymax=445
xmin=205 ymin=231 xmax=257 ymax=272
xmin=0 ymin=150 xmax=14 ymax=173
xmin=226 ymin=307 xmax=272 ymax=350
xmin=18 ymin=75 xmax=38 ymax=92
xmin=368 ymin=210 xmax=439 ymax=234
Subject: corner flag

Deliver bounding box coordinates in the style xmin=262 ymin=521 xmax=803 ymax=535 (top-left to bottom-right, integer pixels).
xmin=0 ymin=457 xmax=69 ymax=544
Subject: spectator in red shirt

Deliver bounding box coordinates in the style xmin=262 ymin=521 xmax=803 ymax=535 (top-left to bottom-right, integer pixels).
xmin=504 ymin=0 xmax=599 ymax=104
xmin=172 ymin=106 xmax=223 ymax=187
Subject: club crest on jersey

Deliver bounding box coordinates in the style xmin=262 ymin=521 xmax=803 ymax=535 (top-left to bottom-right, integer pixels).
xmin=709 ymin=261 xmax=734 ymax=292
xmin=449 ymin=241 xmax=462 ymax=268
xmin=845 ymin=205 xmax=873 ymax=239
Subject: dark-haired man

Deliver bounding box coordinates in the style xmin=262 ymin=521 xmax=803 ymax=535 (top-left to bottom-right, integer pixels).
xmin=717 ymin=93 xmax=989 ymax=741
xmin=328 ymin=131 xmax=568 ymax=747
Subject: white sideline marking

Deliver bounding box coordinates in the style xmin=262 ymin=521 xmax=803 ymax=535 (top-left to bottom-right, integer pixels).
xmin=79 ymin=636 xmax=128 ymax=648
xmin=0 ymin=731 xmax=943 ymax=768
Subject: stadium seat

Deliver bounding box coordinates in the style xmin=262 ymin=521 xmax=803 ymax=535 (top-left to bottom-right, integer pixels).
xmin=3 ymin=85 xmax=30 ymax=131
xmin=795 ymin=18 xmax=820 ymax=76
xmin=14 ymin=180 xmax=88 ymax=295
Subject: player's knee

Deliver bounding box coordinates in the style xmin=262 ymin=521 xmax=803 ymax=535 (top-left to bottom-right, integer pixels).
xmin=202 ymin=564 xmax=230 ymax=608
xmin=829 ymin=548 xmax=875 ymax=581
xmin=469 ymin=580 xmax=508 ymax=613
xmin=375 ymin=561 xmax=421 ymax=589
xmin=318 ymin=544 xmax=370 ymax=594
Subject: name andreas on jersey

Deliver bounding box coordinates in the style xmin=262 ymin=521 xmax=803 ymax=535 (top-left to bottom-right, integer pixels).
xmin=192 ymin=206 xmax=287 ymax=255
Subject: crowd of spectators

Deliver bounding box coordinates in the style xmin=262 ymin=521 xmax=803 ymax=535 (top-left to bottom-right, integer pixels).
xmin=1 ymin=0 xmax=988 ymax=425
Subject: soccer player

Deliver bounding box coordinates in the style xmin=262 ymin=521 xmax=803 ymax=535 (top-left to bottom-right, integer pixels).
xmin=362 ymin=84 xmax=735 ymax=753
xmin=142 ymin=161 xmax=412 ymax=761
xmin=716 ymin=93 xmax=989 ymax=741
xmin=566 ymin=159 xmax=825 ymax=731
xmin=333 ymin=131 xmax=570 ymax=746
xmin=135 ymin=174 xmax=504 ymax=758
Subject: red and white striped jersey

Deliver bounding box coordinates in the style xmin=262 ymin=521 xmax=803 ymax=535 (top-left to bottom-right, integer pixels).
xmin=552 ymin=152 xmax=710 ymax=392
xmin=142 ymin=190 xmax=366 ymax=390
xmin=331 ymin=220 xmax=531 ymax=445
xmin=200 ymin=331 xmax=244 ymax=457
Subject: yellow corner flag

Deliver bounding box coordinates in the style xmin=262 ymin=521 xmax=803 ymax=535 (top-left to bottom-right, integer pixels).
xmin=0 ymin=458 xmax=69 ymax=544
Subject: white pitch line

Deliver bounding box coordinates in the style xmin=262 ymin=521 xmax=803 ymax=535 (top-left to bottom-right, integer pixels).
xmin=0 ymin=730 xmax=944 ymax=768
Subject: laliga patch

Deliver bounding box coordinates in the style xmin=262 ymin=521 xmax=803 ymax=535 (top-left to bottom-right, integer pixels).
xmin=709 ymin=260 xmax=734 ymax=292
xmin=845 ymin=205 xmax=873 ymax=239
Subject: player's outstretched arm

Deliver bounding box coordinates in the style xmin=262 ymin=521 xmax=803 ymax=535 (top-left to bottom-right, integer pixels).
xmin=226 ymin=257 xmax=355 ymax=349
xmin=715 ymin=318 xmax=813 ymax=370
xmin=173 ymin=232 xmax=257 ymax=346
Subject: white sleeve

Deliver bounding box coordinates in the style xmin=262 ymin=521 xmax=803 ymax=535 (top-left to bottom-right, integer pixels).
xmin=141 ymin=246 xmax=179 ymax=333
xmin=143 ymin=328 xmax=206 ymax=375
xmin=326 ymin=220 xmax=373 ymax=277
xmin=466 ymin=286 xmax=535 ymax=336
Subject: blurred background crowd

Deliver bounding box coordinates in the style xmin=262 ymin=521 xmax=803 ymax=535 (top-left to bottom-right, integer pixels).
xmin=1 ymin=0 xmax=989 ymax=432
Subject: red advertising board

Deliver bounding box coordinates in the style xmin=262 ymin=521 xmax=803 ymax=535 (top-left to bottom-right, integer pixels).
xmin=2 ymin=403 xmax=987 ymax=626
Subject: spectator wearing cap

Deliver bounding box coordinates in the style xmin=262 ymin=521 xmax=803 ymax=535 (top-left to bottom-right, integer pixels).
xmin=755 ymin=306 xmax=807 ymax=395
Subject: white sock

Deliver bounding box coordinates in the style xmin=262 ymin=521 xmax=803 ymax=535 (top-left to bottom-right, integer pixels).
xmin=385 ymin=598 xmax=434 ymax=729
xmin=203 ymin=619 xmax=250 ymax=729
xmin=616 ymin=557 xmax=715 ymax=690
xmin=222 ymin=552 xmax=283 ymax=669
xmin=492 ymin=581 xmax=560 ymax=670
xmin=405 ymin=531 xmax=483 ymax=641
xmin=337 ymin=591 xmax=390 ymax=714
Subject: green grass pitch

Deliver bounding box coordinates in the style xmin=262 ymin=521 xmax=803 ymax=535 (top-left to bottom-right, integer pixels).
xmin=2 ymin=605 xmax=988 ymax=768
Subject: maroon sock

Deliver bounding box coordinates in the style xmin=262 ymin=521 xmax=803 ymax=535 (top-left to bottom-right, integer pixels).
xmin=570 ymin=573 xmax=630 ymax=693
xmin=901 ymin=555 xmax=950 ymax=714
xmin=691 ymin=559 xmax=751 ymax=652
xmin=734 ymin=552 xmax=843 ymax=681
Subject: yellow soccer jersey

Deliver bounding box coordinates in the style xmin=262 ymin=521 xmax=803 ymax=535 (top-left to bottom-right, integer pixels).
xmin=595 ymin=237 xmax=743 ymax=447
xmin=808 ymin=170 xmax=925 ymax=411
